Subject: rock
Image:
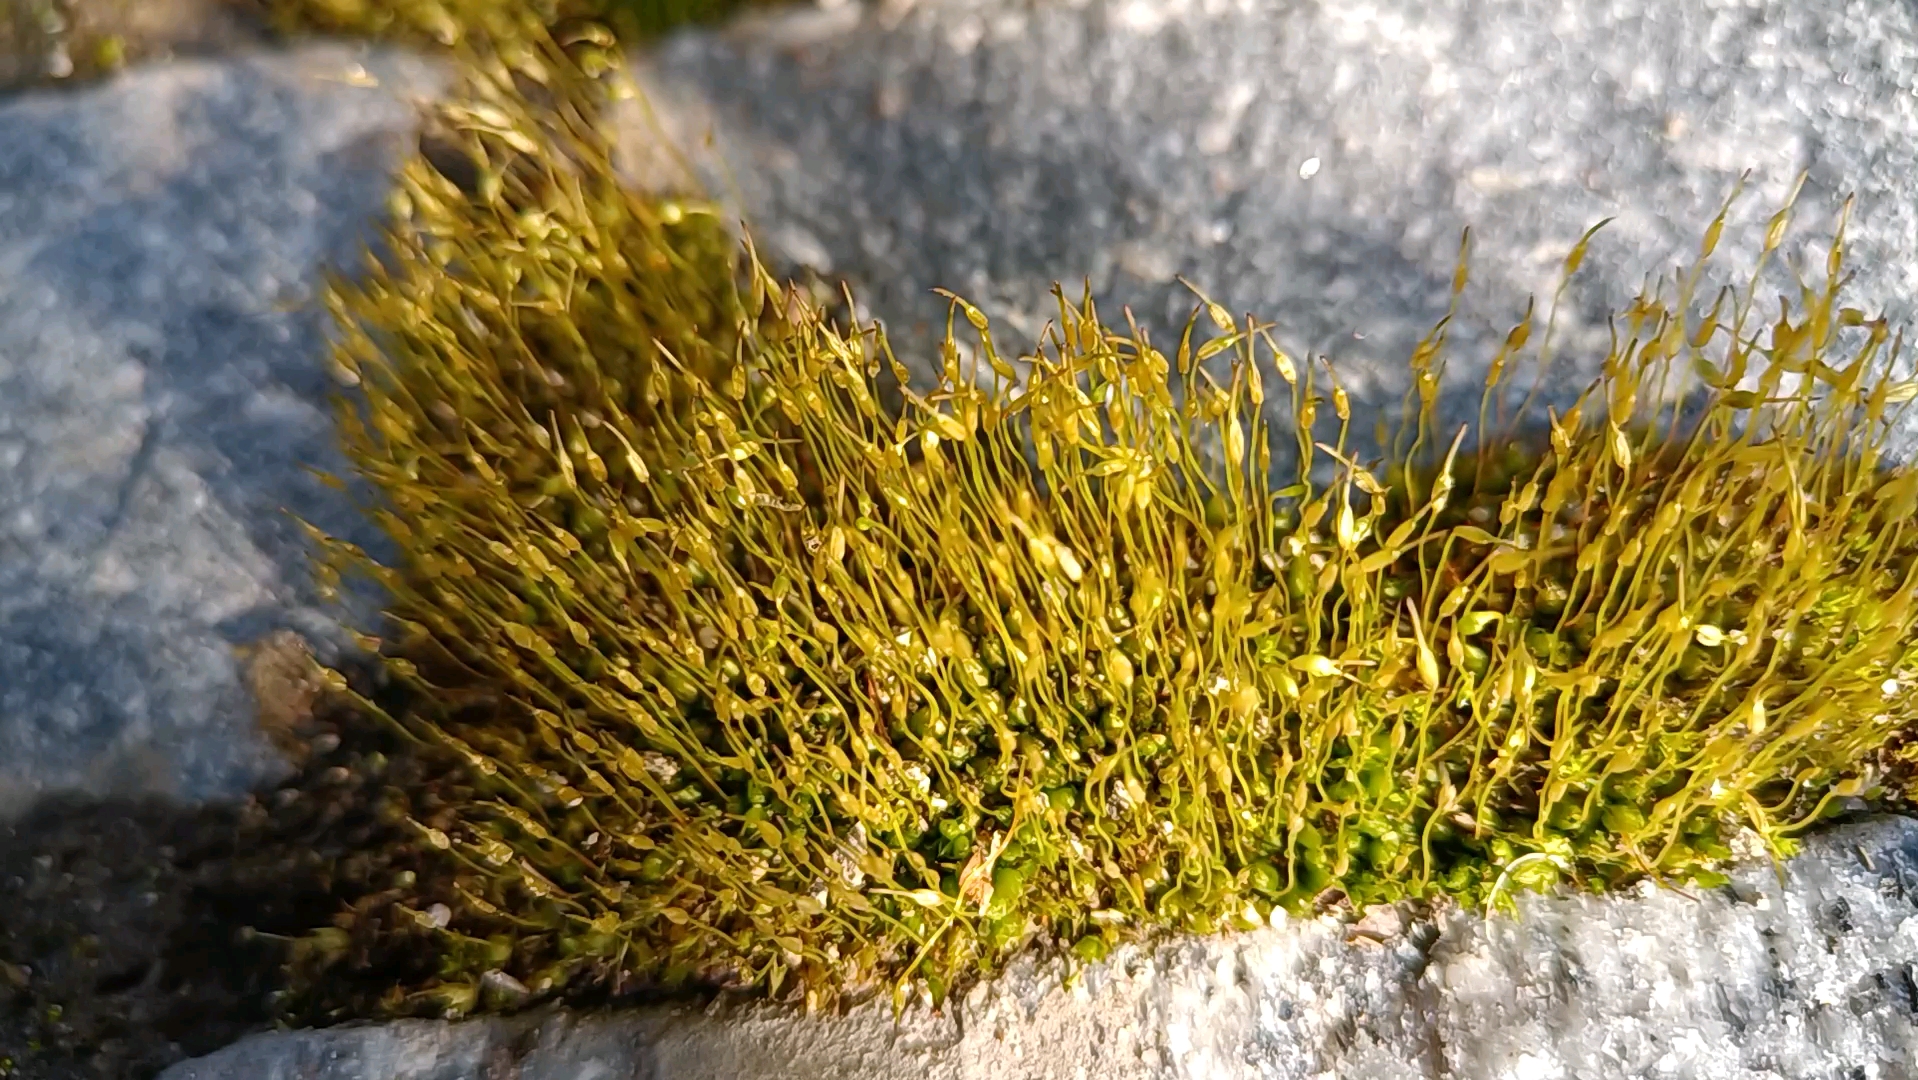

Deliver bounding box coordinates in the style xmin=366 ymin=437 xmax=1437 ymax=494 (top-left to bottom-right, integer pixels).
xmin=1427 ymin=816 xmax=1918 ymax=1078
xmin=624 ymin=0 xmax=1918 ymax=459
xmin=159 ymin=815 xmax=1918 ymax=1079
xmin=155 ymin=1017 xmax=531 ymax=1080
xmin=0 ymin=43 xmax=447 ymax=819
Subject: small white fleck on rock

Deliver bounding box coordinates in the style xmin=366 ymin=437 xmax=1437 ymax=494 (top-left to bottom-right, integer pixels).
xmin=1298 ymin=156 xmax=1322 ymax=179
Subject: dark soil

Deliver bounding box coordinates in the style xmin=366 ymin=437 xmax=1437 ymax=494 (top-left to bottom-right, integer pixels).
xmin=0 ymin=796 xmax=290 ymax=1079
xmin=0 ymin=658 xmax=448 ymax=1080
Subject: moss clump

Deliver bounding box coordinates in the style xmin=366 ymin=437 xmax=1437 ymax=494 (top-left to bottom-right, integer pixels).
xmin=300 ymin=23 xmax=1918 ymax=1017
xmin=248 ymin=0 xmax=773 ymax=51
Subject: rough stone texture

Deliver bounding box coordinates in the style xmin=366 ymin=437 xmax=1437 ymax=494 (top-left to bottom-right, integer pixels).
xmin=159 ymin=815 xmax=1918 ymax=1079
xmin=0 ymin=44 xmax=445 ymax=818
xmin=624 ymin=0 xmax=1918 ymax=460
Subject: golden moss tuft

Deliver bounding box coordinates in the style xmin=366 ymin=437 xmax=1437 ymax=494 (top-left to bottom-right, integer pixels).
xmin=301 ymin=24 xmax=1918 ymax=1016
xmin=249 ymin=0 xmax=772 ymax=50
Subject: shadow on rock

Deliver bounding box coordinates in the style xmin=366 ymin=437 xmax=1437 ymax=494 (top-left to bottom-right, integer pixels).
xmin=0 ymin=655 xmax=443 ymax=1080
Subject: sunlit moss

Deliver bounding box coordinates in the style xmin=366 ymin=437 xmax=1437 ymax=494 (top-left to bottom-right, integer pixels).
xmin=297 ymin=20 xmax=1918 ymax=1018
xmin=252 ymin=0 xmax=772 ymax=49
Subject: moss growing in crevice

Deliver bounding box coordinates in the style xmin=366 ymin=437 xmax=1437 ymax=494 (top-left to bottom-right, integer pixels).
xmin=292 ymin=19 xmax=1918 ymax=1019
xmin=246 ymin=0 xmax=779 ymax=52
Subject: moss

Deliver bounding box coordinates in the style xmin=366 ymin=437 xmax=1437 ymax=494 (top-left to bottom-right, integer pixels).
xmin=248 ymin=0 xmax=776 ymax=50
xmin=297 ymin=20 xmax=1918 ymax=1018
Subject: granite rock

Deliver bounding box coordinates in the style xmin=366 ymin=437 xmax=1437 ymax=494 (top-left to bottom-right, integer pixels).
xmin=625 ymin=0 xmax=1918 ymax=459
xmin=0 ymin=43 xmax=446 ymax=818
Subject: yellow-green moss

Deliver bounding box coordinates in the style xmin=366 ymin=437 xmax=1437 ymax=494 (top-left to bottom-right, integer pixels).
xmin=250 ymin=0 xmax=772 ymax=50
xmin=300 ymin=21 xmax=1918 ymax=1017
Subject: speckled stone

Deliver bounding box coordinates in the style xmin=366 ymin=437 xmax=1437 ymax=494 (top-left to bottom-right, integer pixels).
xmin=625 ymin=0 xmax=1918 ymax=459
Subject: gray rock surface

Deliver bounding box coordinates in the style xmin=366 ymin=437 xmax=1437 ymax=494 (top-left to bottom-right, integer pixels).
xmin=0 ymin=44 xmax=445 ymax=818
xmin=626 ymin=0 xmax=1918 ymax=458
xmin=160 ymin=815 xmax=1918 ymax=1080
